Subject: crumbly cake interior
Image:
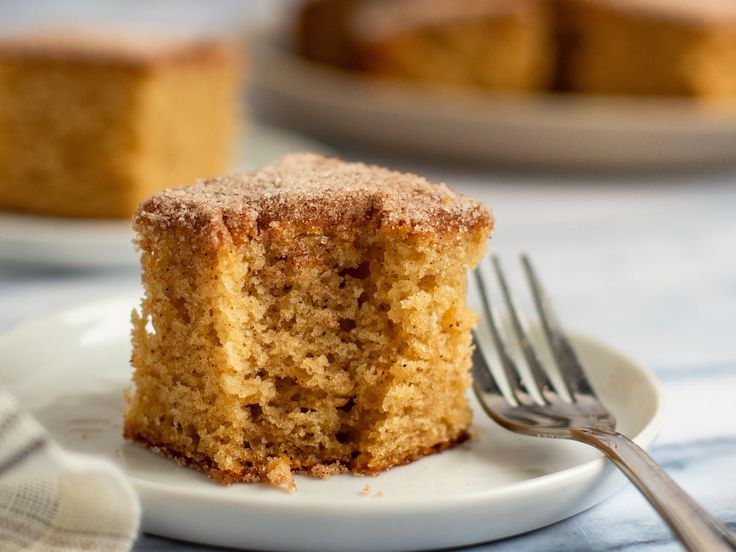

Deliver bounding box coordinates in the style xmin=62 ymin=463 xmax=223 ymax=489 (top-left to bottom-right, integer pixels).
xmin=125 ymin=153 xmax=492 ymax=485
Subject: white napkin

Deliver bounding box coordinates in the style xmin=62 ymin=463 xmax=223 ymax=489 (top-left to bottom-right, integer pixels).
xmin=0 ymin=384 xmax=140 ymax=551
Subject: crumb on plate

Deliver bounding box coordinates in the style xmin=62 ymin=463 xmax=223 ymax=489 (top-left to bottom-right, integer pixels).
xmin=266 ymin=457 xmax=296 ymax=492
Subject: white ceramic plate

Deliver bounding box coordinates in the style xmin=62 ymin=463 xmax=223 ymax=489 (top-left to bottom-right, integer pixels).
xmin=251 ymin=31 xmax=736 ymax=169
xmin=0 ymin=293 xmax=662 ymax=551
xmin=0 ymin=125 xmax=331 ymax=269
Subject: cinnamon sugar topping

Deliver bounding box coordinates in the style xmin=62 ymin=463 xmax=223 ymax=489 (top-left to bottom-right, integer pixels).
xmin=135 ymin=153 xmax=492 ymax=239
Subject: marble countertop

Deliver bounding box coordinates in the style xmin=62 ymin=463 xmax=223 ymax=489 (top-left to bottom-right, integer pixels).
xmin=1 ymin=154 xmax=735 ymax=551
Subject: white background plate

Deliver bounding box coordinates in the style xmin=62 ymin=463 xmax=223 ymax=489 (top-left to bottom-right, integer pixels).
xmin=0 ymin=293 xmax=663 ymax=551
xmin=251 ymin=32 xmax=736 ymax=170
xmin=0 ymin=125 xmax=331 ymax=269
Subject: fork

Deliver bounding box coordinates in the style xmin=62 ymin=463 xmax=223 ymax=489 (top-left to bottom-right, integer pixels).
xmin=471 ymin=254 xmax=736 ymax=552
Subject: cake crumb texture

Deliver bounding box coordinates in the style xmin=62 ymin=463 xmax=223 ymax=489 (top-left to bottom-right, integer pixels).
xmin=125 ymin=154 xmax=492 ymax=485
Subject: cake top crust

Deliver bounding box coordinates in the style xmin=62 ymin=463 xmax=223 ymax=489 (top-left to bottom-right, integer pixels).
xmin=135 ymin=153 xmax=493 ymax=240
xmin=0 ymin=28 xmax=236 ymax=66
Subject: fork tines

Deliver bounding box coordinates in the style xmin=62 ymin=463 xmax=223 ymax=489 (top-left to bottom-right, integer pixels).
xmin=472 ymin=254 xmax=597 ymax=406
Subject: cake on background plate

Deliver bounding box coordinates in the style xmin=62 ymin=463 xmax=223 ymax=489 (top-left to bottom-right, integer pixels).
xmin=124 ymin=153 xmax=492 ymax=489
xmin=296 ymin=0 xmax=736 ymax=99
xmin=560 ymin=0 xmax=736 ymax=98
xmin=297 ymin=0 xmax=555 ymax=92
xmin=0 ymin=29 xmax=240 ymax=219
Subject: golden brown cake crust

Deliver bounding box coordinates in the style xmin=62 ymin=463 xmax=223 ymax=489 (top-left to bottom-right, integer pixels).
xmin=124 ymin=425 xmax=469 ymax=485
xmin=134 ymin=153 xmax=493 ymax=240
xmin=0 ymin=29 xmax=236 ymax=67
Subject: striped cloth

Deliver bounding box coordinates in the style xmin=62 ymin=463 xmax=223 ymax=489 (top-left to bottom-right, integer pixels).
xmin=0 ymin=384 xmax=140 ymax=551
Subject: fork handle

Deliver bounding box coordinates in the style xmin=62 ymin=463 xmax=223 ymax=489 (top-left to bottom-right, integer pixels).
xmin=572 ymin=427 xmax=736 ymax=552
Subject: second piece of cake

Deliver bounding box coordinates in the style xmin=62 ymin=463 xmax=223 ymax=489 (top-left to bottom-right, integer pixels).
xmin=0 ymin=30 xmax=240 ymax=218
xmin=560 ymin=0 xmax=736 ymax=97
xmin=297 ymin=0 xmax=555 ymax=92
xmin=125 ymin=153 xmax=492 ymax=488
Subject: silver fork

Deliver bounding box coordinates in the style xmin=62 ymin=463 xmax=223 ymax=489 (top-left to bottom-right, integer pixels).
xmin=471 ymin=254 xmax=736 ymax=552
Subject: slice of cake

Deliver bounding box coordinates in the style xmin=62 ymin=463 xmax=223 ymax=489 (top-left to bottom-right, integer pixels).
xmin=124 ymin=153 xmax=492 ymax=487
xmin=297 ymin=0 xmax=554 ymax=92
xmin=560 ymin=0 xmax=736 ymax=97
xmin=0 ymin=30 xmax=240 ymax=218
